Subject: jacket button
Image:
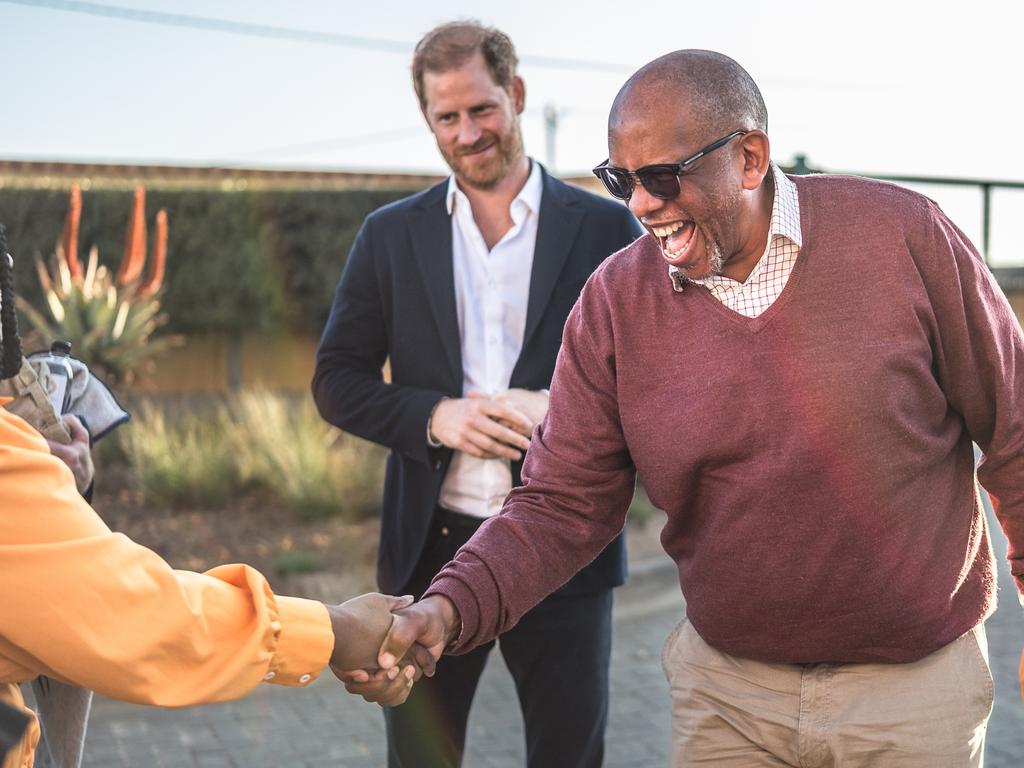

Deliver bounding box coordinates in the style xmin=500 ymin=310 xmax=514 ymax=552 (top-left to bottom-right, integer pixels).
xmin=434 ymin=460 xmax=442 ymax=470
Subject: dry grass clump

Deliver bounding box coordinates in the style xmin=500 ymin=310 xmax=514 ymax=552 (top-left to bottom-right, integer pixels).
xmin=120 ymin=389 xmax=384 ymax=519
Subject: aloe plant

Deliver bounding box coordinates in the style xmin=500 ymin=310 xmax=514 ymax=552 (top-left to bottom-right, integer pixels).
xmin=16 ymin=184 xmax=178 ymax=384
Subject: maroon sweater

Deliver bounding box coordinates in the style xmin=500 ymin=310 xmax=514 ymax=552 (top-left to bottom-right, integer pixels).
xmin=426 ymin=174 xmax=1024 ymax=664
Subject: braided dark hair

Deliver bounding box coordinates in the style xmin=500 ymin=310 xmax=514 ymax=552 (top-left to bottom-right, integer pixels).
xmin=0 ymin=224 xmax=23 ymax=380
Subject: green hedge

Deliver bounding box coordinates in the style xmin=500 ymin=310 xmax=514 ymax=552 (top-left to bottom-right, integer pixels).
xmin=0 ymin=186 xmax=418 ymax=335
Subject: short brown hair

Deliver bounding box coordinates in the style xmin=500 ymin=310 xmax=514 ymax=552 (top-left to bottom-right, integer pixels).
xmin=412 ymin=21 xmax=518 ymax=111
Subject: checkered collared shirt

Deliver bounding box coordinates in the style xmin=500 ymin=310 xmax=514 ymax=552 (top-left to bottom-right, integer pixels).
xmin=670 ymin=162 xmax=802 ymax=318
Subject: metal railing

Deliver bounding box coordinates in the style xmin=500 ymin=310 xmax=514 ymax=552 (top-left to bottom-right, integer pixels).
xmin=785 ymin=155 xmax=1024 ymax=288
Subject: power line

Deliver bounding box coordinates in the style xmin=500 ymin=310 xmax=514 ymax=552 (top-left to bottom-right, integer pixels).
xmin=1 ymin=0 xmax=635 ymax=73
xmin=2 ymin=0 xmax=901 ymax=92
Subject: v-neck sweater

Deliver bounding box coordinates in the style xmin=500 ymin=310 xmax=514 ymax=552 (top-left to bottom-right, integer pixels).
xmin=426 ymin=173 xmax=1024 ymax=664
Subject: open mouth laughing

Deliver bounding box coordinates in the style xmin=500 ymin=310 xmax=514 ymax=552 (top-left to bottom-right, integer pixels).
xmin=649 ymin=220 xmax=699 ymax=268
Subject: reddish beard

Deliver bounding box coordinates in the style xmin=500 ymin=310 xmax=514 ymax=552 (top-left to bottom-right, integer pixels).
xmin=443 ymin=125 xmax=523 ymax=190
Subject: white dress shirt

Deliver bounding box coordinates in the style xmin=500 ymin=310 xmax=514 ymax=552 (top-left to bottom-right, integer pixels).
xmin=438 ymin=160 xmax=543 ymax=519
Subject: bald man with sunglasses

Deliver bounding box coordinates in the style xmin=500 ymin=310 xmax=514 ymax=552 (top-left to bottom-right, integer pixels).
xmin=376 ymin=49 xmax=1024 ymax=767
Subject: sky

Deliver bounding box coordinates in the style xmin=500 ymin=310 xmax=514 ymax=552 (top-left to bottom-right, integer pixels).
xmin=3 ymin=0 xmax=1024 ymax=263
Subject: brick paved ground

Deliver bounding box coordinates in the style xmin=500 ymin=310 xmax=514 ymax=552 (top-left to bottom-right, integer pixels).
xmin=80 ymin=499 xmax=1024 ymax=767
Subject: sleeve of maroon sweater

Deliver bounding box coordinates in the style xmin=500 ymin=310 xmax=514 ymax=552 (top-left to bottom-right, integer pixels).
xmin=911 ymin=198 xmax=1024 ymax=595
xmin=425 ymin=266 xmax=638 ymax=653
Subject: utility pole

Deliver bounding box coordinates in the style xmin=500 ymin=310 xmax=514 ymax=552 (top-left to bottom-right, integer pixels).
xmin=543 ymin=102 xmax=558 ymax=172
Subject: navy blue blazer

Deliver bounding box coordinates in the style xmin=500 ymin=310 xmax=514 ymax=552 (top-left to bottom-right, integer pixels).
xmin=313 ymin=165 xmax=644 ymax=595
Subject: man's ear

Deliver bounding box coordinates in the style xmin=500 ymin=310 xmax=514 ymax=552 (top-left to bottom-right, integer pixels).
xmin=739 ymin=130 xmax=771 ymax=191
xmin=511 ymin=76 xmax=525 ymax=115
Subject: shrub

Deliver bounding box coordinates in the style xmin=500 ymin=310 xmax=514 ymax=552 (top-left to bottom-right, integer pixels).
xmin=120 ymin=390 xmax=385 ymax=518
xmin=0 ymin=185 xmax=418 ymax=337
xmin=272 ymin=550 xmax=324 ymax=577
xmin=16 ymin=185 xmax=178 ymax=384
xmin=120 ymin=401 xmax=239 ymax=509
xmin=229 ymin=388 xmax=385 ymax=520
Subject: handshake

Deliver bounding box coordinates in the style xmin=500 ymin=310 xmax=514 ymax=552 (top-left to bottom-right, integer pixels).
xmin=324 ymin=593 xmax=461 ymax=706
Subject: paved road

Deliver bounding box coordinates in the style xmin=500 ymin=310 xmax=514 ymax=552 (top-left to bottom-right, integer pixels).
xmin=81 ymin=503 xmax=1024 ymax=767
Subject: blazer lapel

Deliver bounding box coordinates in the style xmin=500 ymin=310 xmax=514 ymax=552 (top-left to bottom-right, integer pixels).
xmin=520 ymin=169 xmax=584 ymax=351
xmin=408 ymin=184 xmax=462 ymax=389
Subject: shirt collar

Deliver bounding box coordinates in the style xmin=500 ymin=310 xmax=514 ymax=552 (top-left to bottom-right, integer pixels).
xmin=446 ymin=158 xmax=543 ymax=217
xmin=668 ymin=161 xmax=801 ymax=292
xmin=770 ymin=162 xmax=802 ymax=248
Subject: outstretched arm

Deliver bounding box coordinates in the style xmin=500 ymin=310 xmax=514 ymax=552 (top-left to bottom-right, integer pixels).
xmin=1 ymin=405 xmax=414 ymax=707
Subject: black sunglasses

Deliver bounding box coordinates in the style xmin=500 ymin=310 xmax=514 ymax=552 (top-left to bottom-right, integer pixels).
xmin=592 ymin=130 xmax=748 ymax=201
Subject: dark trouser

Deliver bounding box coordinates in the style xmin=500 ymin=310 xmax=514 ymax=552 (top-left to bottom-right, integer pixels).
xmin=385 ymin=508 xmax=613 ymax=768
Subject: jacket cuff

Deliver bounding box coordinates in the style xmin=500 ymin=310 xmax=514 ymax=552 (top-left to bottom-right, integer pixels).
xmin=264 ymin=597 xmax=334 ymax=687
xmin=404 ymin=391 xmax=450 ymax=467
xmin=426 ymin=397 xmax=448 ymax=447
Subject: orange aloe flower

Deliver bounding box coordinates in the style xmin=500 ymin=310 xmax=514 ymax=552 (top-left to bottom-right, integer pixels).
xmin=62 ymin=183 xmax=83 ymax=280
xmin=139 ymin=209 xmax=168 ymax=298
xmin=116 ymin=185 xmax=147 ymax=286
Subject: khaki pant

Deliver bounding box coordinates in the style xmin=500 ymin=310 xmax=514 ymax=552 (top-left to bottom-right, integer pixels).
xmin=661 ymin=620 xmax=992 ymax=767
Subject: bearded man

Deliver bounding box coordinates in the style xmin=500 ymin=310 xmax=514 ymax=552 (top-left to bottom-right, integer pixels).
xmin=312 ymin=20 xmax=642 ymax=768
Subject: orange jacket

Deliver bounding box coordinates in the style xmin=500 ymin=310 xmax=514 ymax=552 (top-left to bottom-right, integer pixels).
xmin=0 ymin=402 xmax=333 ymax=766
